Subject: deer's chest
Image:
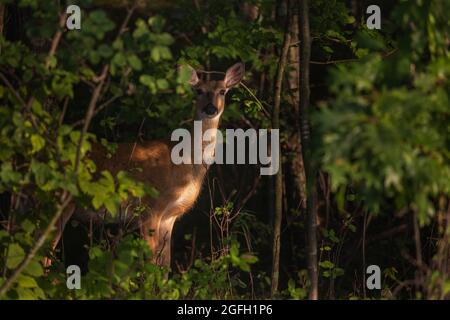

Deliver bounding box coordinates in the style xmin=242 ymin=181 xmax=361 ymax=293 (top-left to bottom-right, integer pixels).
xmin=163 ymin=181 xmax=202 ymax=217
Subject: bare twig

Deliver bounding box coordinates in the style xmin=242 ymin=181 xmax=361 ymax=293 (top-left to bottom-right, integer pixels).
xmin=59 ymin=97 xmax=69 ymax=126
xmin=310 ymin=59 xmax=358 ymax=65
xmin=309 ymin=48 xmax=398 ymax=65
xmin=234 ymin=173 xmax=261 ymax=217
xmin=45 ymin=12 xmax=67 ymax=68
xmin=74 ymin=65 xmax=110 ymax=173
xmin=71 ymin=94 xmax=121 ymax=128
xmin=239 ymin=81 xmax=271 ymax=119
xmin=0 ymin=72 xmax=27 ymax=106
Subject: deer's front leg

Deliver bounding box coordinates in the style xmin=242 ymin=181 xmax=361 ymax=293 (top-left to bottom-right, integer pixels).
xmin=140 ymin=214 xmax=176 ymax=268
xmin=140 ymin=214 xmax=160 ymax=261
xmin=154 ymin=216 xmax=176 ymax=267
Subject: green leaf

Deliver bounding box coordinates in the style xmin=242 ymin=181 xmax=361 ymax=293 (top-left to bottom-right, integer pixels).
xmin=156 ymin=33 xmax=174 ymax=46
xmin=0 ymin=162 xmax=22 ymax=184
xmin=319 ymin=260 xmax=335 ymax=269
xmin=128 ymin=54 xmax=142 ymax=71
xmin=104 ymin=195 xmax=120 ymax=217
xmin=177 ymin=65 xmax=193 ymax=84
xmin=30 ymin=160 xmax=54 ymax=190
xmin=241 ymin=253 xmax=258 ymax=264
xmin=92 ymin=192 xmax=107 ymax=209
xmin=140 ymin=75 xmax=157 ymax=94
xmin=132 ymin=19 xmax=149 ymax=38
xmin=33 ymin=287 xmax=46 ymax=299
xmin=112 ymin=39 xmax=123 ymax=50
xmin=7 ymin=243 xmax=25 ymax=269
xmin=97 ymin=44 xmax=113 ymax=58
xmin=156 ymin=79 xmax=169 ymax=90
xmin=16 ymin=288 xmax=36 ymax=300
xmin=17 ymin=275 xmax=38 ymax=288
xmin=323 ymin=45 xmax=333 ymax=54
xmin=99 ymin=171 xmax=115 ymax=193
xmin=159 ymin=46 xmax=172 ymax=60
xmin=443 ymin=281 xmax=450 ymax=296
xmin=346 ymin=15 xmax=356 ymax=24
xmin=30 ymin=134 xmax=45 ymax=154
xmin=148 ymin=16 xmax=166 ymax=32
xmin=151 ymin=47 xmax=161 ymax=62
xmin=21 ymin=219 xmax=35 ymax=234
xmin=47 ymin=56 xmax=57 ymax=68
xmin=112 ymin=52 xmax=127 ymax=67
xmin=24 ymin=260 xmax=44 ymax=277
xmin=31 ymin=100 xmax=44 ymax=116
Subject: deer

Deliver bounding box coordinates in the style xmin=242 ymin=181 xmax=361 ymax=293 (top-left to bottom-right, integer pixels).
xmin=45 ymin=63 xmax=245 ymax=268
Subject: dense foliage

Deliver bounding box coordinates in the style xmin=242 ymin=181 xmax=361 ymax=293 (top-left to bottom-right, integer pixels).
xmin=0 ymin=0 xmax=449 ymax=299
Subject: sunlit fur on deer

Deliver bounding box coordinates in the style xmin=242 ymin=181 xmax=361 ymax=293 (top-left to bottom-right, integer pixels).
xmin=47 ymin=63 xmax=245 ymax=268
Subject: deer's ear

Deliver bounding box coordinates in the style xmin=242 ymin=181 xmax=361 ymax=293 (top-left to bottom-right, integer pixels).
xmin=187 ymin=65 xmax=200 ymax=86
xmin=224 ymin=62 xmax=245 ymax=88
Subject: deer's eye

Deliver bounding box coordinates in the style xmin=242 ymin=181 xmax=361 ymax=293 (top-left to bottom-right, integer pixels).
xmin=219 ymin=89 xmax=226 ymax=96
xmin=195 ymin=88 xmax=204 ymax=95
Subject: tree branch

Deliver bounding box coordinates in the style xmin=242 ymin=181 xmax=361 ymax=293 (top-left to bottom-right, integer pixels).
xmin=74 ymin=4 xmax=137 ymax=173
xmin=0 ymin=192 xmax=73 ymax=296
xmin=45 ymin=12 xmax=67 ymax=68
xmin=0 ymin=72 xmax=27 ymax=107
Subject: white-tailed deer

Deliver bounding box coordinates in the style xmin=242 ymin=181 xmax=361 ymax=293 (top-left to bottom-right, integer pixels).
xmin=48 ymin=63 xmax=245 ymax=267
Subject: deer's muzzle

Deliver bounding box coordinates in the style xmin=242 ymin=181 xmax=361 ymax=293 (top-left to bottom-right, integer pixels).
xmin=202 ymin=103 xmax=218 ymax=117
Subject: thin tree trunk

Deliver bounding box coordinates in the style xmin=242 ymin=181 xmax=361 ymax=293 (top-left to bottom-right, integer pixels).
xmin=299 ymin=0 xmax=318 ymax=300
xmin=271 ymin=3 xmax=291 ymax=297
xmin=351 ymin=0 xmax=362 ymax=26
xmin=287 ymin=4 xmax=307 ymax=212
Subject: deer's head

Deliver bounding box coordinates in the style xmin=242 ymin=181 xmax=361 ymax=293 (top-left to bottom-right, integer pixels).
xmin=188 ymin=63 xmax=245 ymax=120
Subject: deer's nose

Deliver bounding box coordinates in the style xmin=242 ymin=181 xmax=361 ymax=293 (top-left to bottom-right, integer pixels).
xmin=202 ymin=103 xmax=218 ymax=116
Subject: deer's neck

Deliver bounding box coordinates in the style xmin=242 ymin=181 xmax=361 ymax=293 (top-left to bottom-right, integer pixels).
xmin=190 ymin=116 xmax=220 ymax=177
